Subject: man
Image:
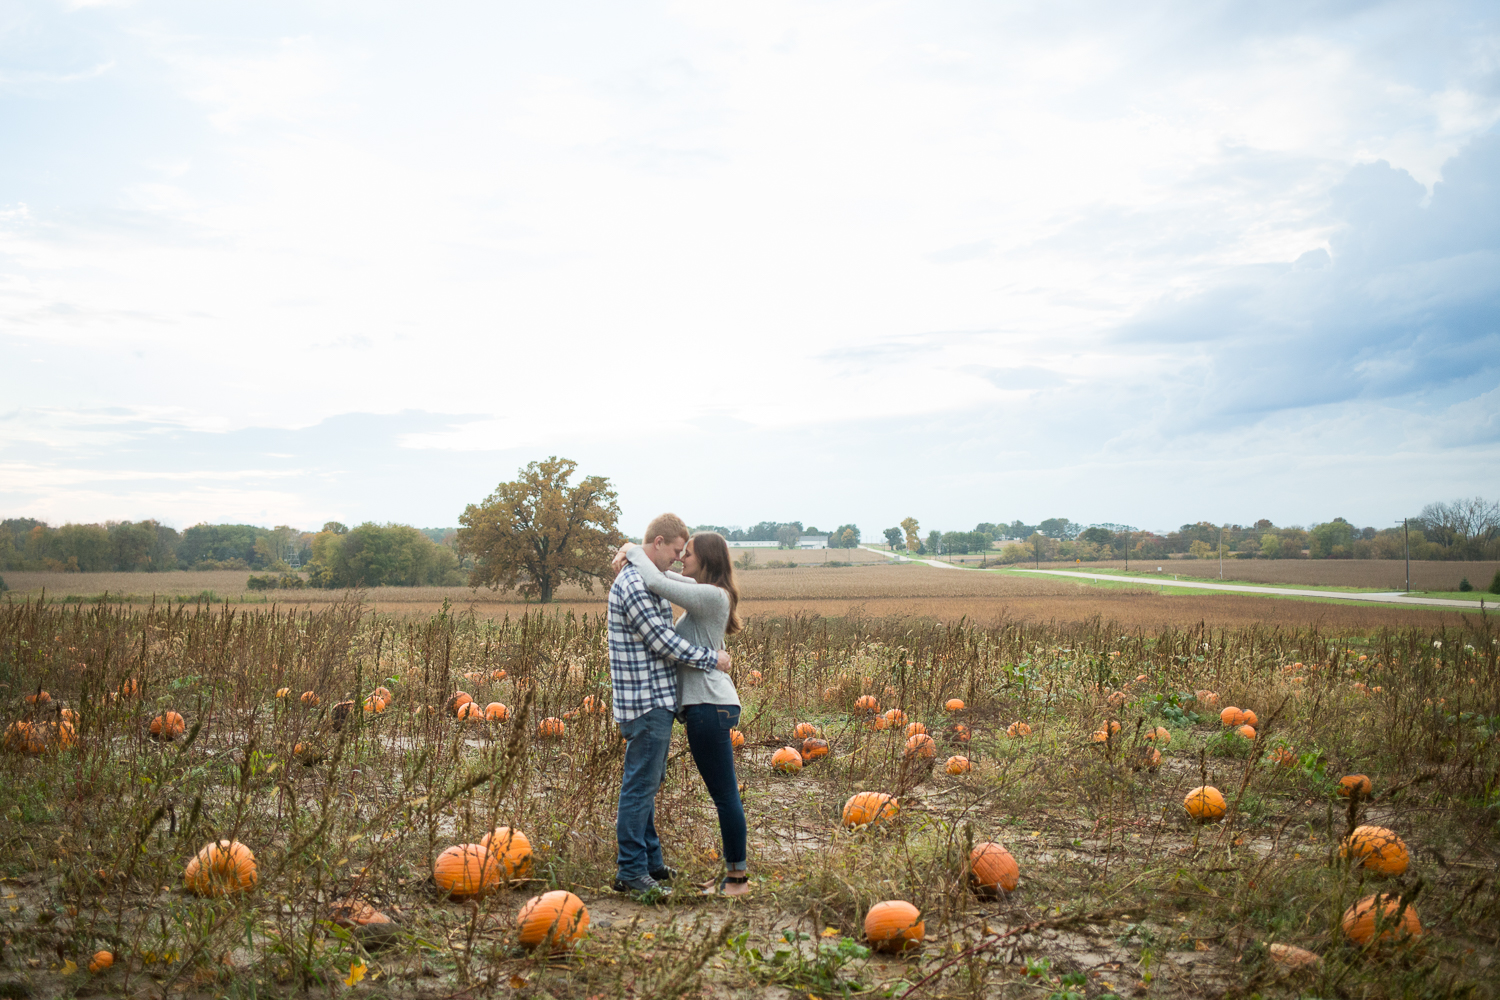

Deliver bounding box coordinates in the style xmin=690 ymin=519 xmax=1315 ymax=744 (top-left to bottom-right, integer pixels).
xmin=608 ymin=512 xmax=730 ymax=898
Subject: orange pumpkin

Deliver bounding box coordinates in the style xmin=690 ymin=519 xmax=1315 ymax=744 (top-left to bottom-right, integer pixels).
xmin=1236 ymin=724 xmax=1257 ymax=740
xmin=771 ymin=747 xmax=803 ymax=773
xmin=300 ymin=691 xmax=320 ymax=706
xmin=1183 ymin=786 xmax=1227 ymax=821
xmin=463 ymin=671 xmax=483 ymax=684
xmin=184 ymin=840 xmax=258 ymax=897
xmin=864 ymin=714 xmax=890 ymax=732
xmin=485 ymin=702 xmax=509 ymax=722
xmin=456 ymin=701 xmax=483 ymax=721
xmin=944 ymin=698 xmax=965 ymax=712
xmin=537 ymin=717 xmax=566 ymax=738
xmin=1269 ymin=746 xmax=1297 ymax=767
xmin=730 ymin=728 xmax=745 ymax=749
xmin=1107 ymin=720 xmax=1121 ymax=734
xmin=150 ymin=711 xmax=186 ymax=741
xmin=1107 ymin=690 xmax=1127 ymax=708
xmin=800 ymin=738 xmax=829 ymax=761
xmin=479 ymin=827 xmax=533 ymax=877
xmin=58 ymin=707 xmax=78 ymax=726
xmin=1341 ymin=826 xmax=1410 ymax=876
xmin=945 ymin=755 xmax=971 ymax=775
xmin=4 ymin=721 xmax=44 ymax=755
xmin=329 ymin=898 xmax=393 ymax=928
xmin=793 ymin=722 xmax=819 ymax=740
xmin=746 ymin=670 xmax=764 ymax=686
xmin=950 ymin=722 xmax=972 ymax=742
xmin=1241 ymin=709 xmax=1259 ymax=727
xmin=864 ymin=900 xmax=924 ymax=951
xmin=363 ymin=696 xmax=386 ymax=714
xmin=854 ymin=694 xmax=880 ymax=713
xmin=1090 ymin=729 xmax=1109 ymax=743
xmin=905 ymin=722 xmax=928 ymax=738
xmin=490 ymin=669 xmax=508 ymax=681
xmin=1341 ymin=893 xmax=1421 ymax=946
xmin=1195 ymin=689 xmax=1220 ymax=708
xmin=24 ymin=691 xmax=50 ymax=705
xmin=432 ymin=844 xmax=499 ymax=898
xmin=118 ymin=678 xmax=140 ymax=698
xmin=1144 ymin=726 xmax=1171 ymax=744
xmin=822 ymin=685 xmax=842 ymax=703
xmin=842 ymin=792 xmax=899 ymax=827
xmin=1220 ymin=706 xmax=1245 ymax=727
xmin=969 ymin=842 xmax=1019 ymax=893
xmin=516 ymin=890 xmax=589 ymax=950
xmin=88 ymin=950 xmax=114 ymax=974
xmin=904 ymin=733 xmax=937 ymax=759
xmin=1338 ymin=774 xmax=1372 ymax=797
xmin=275 ymin=687 xmax=290 ymax=698
xmin=883 ymin=708 xmax=908 ymax=726
xmin=581 ymin=695 xmax=608 ymax=716
xmin=446 ymin=692 xmax=473 ymax=716
xmin=372 ymin=686 xmax=393 ymax=701
xmin=1006 ymin=721 xmax=1032 ymax=738
xmin=1141 ymin=747 xmax=1162 ymax=769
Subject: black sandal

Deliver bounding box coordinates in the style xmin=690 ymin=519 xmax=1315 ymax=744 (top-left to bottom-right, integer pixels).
xmin=702 ymin=874 xmax=750 ymax=896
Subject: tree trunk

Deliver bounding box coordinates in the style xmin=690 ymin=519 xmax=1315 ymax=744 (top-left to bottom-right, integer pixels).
xmin=539 ymin=577 xmax=553 ymax=603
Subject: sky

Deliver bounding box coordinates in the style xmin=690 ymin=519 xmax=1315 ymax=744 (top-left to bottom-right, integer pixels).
xmin=2 ymin=0 xmax=1498 ymax=538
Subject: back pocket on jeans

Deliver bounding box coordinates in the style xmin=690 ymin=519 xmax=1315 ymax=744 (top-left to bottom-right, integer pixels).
xmin=716 ymin=706 xmax=740 ymax=730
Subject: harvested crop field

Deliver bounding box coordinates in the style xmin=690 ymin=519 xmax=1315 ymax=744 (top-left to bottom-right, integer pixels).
xmin=1 ymin=600 xmax=1496 ymax=999
xmin=2 ymin=564 xmax=1481 ymax=629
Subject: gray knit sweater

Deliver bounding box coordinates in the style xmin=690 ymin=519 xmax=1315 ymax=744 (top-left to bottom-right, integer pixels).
xmin=624 ymin=547 xmax=741 ymax=710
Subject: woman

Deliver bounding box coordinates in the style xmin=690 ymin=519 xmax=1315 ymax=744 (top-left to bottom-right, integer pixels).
xmin=617 ymin=531 xmax=749 ymax=896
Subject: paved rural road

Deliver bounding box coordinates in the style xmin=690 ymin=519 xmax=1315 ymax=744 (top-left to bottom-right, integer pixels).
xmin=856 ymin=548 xmax=1483 ymax=610
xmin=1012 ymin=568 xmax=1483 ymax=610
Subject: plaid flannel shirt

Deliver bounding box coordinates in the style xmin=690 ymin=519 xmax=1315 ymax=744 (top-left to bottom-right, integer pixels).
xmin=607 ymin=564 xmax=719 ymax=723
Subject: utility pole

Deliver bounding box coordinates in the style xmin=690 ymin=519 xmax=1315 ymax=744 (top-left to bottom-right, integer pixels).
xmin=1403 ymin=518 xmax=1410 ymax=592
xmin=1219 ymin=523 xmax=1225 ymax=579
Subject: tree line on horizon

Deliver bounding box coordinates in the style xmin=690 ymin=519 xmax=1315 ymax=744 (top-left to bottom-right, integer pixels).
xmin=884 ymin=499 xmax=1500 ymax=563
xmin=3 ymin=482 xmax=1496 ymax=598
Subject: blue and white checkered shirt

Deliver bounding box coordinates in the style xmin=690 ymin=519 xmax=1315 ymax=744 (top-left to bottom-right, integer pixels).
xmin=608 ymin=564 xmax=719 ymax=723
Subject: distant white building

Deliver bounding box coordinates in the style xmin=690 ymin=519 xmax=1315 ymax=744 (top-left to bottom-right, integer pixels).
xmin=726 ymin=535 xmax=830 ymax=549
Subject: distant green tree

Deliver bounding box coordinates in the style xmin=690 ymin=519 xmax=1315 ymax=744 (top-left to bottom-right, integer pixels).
xmin=1308 ymin=518 xmax=1355 ymax=559
xmin=831 ymin=524 xmax=861 ymax=549
xmin=1078 ymin=526 xmax=1114 ymax=546
xmin=52 ymin=523 xmax=111 ymax=571
xmin=883 ymin=527 xmax=903 ymax=551
xmin=775 ymin=524 xmax=801 ymax=549
xmin=307 ymin=523 xmax=462 ymax=588
xmin=108 ymin=520 xmax=179 ymax=571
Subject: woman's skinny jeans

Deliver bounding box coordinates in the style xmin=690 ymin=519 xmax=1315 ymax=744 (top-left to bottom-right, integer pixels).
xmin=680 ymin=703 xmax=747 ymax=871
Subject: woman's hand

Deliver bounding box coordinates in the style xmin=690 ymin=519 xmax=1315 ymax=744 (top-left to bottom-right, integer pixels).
xmin=610 ymin=541 xmax=640 ymax=572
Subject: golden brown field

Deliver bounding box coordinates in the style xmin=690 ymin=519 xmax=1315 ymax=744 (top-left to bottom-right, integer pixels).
xmin=1 ymin=599 xmax=1495 ymax=999
xmin=2 ymin=562 xmax=1482 ymax=630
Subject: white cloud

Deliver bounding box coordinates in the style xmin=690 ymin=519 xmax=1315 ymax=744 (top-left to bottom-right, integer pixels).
xmin=0 ymin=0 xmax=1497 ymax=531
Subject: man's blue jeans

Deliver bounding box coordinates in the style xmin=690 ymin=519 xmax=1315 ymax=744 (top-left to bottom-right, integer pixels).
xmin=616 ymin=707 xmax=675 ymax=879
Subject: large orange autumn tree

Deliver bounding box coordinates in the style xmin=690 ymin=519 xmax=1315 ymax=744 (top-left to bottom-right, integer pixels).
xmin=456 ymin=457 xmax=624 ymax=603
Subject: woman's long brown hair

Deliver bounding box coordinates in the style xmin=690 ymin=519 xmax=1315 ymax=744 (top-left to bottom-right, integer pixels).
xmin=690 ymin=531 xmax=743 ymax=635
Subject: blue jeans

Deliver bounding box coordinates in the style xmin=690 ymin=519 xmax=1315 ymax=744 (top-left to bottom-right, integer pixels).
xmin=681 ymin=703 xmax=747 ymax=871
xmin=616 ymin=707 xmax=675 ymax=879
